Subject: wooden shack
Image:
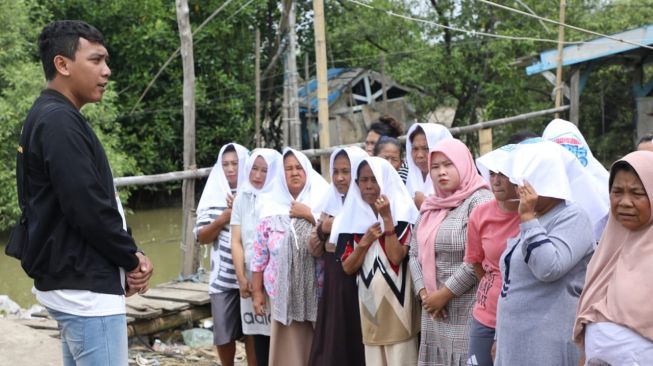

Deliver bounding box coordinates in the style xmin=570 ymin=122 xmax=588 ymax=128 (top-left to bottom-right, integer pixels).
xmin=298 ymin=68 xmax=416 ymax=148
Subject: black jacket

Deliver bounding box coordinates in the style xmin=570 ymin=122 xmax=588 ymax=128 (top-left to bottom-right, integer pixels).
xmin=16 ymin=89 xmax=139 ymax=295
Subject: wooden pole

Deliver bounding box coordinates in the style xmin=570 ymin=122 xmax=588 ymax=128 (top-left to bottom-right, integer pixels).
xmin=380 ymin=52 xmax=387 ymax=113
xmin=288 ymin=1 xmax=301 ymax=149
xmin=554 ymin=0 xmax=566 ymax=118
xmin=176 ymin=0 xmax=198 ymax=278
xmin=255 ymin=29 xmax=261 ymax=147
xmin=313 ymin=0 xmax=330 ymax=176
xmin=569 ymin=68 xmax=580 ymax=125
xmin=305 ymin=55 xmax=315 ymax=149
xmin=478 ymin=128 xmax=493 ymax=155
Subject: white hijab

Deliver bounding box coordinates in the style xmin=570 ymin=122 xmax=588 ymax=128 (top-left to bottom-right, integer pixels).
xmin=543 ymin=118 xmax=609 ymax=190
xmin=405 ymin=122 xmax=453 ymax=198
xmin=257 ymin=147 xmax=329 ymax=220
xmin=329 ymin=157 xmax=419 ymax=243
xmin=238 ymin=148 xmax=282 ymax=196
xmin=476 ymin=139 xmax=609 ymax=241
xmin=321 ymin=146 xmax=368 ymax=217
xmin=197 ymin=143 xmax=249 ymax=212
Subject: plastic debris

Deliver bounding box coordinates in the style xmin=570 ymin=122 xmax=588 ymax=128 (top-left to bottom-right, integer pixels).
xmin=181 ymin=328 xmax=213 ymax=348
xmin=0 ymin=295 xmax=21 ymax=316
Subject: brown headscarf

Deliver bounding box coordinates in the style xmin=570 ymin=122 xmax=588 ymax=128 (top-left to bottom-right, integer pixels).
xmin=573 ymin=150 xmax=653 ymax=344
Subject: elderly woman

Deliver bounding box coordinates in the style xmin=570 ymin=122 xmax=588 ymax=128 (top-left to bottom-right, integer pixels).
xmin=574 ymin=151 xmax=653 ymax=364
xmin=330 ymin=157 xmax=420 ymax=366
xmin=408 ymin=138 xmax=493 ymax=366
xmin=405 ymin=122 xmax=453 ymax=209
xmin=195 ymin=143 xmax=251 ymax=366
xmin=250 ymin=148 xmax=329 ymax=366
xmin=307 ymin=146 xmax=367 ymax=366
xmin=486 ymin=140 xmax=598 ymax=366
xmin=230 ymin=148 xmax=281 ymax=366
xmin=373 ymin=136 xmax=406 ymax=183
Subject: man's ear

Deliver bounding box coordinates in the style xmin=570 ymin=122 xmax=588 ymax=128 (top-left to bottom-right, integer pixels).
xmin=53 ymin=55 xmax=71 ymax=77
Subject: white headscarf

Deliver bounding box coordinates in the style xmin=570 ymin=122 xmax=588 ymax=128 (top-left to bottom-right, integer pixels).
xmin=321 ymin=146 xmax=368 ymax=217
xmin=405 ymin=122 xmax=453 ymax=198
xmin=543 ymin=118 xmax=609 ymax=190
xmin=197 ymin=143 xmax=249 ymax=212
xmin=257 ymin=147 xmax=329 ymax=220
xmin=238 ymin=148 xmax=282 ymax=196
xmin=329 ymin=157 xmax=419 ymax=243
xmin=476 ymin=139 xmax=609 ymax=241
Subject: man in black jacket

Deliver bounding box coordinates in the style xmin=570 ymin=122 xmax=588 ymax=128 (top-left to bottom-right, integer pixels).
xmin=15 ymin=20 xmax=153 ymax=366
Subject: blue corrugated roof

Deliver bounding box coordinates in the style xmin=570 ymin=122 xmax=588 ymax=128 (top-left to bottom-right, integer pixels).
xmin=298 ymin=68 xmax=347 ymax=113
xmin=526 ymin=24 xmax=653 ymax=75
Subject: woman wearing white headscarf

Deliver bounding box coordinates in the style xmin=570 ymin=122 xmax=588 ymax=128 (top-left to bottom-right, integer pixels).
xmin=230 ymin=148 xmax=281 ymax=366
xmin=330 ymin=157 xmax=420 ymax=366
xmin=308 ymin=146 xmax=368 ymax=366
xmin=194 ymin=142 xmax=249 ymax=366
xmin=478 ymin=140 xmax=597 ymax=366
xmin=250 ymin=148 xmax=329 ymax=366
xmin=543 ymin=118 xmax=610 ymax=239
xmin=405 ymin=122 xmax=453 ymax=209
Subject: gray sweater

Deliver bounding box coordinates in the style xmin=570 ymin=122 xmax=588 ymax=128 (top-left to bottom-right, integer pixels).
xmin=495 ymin=202 xmax=594 ymax=366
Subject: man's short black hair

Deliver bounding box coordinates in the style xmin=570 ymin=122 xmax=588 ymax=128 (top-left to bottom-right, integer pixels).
xmin=38 ymin=20 xmax=105 ymax=81
xmin=637 ymin=133 xmax=653 ymax=146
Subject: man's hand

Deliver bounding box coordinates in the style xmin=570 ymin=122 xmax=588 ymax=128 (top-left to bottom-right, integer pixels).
xmin=126 ymin=252 xmax=154 ymax=296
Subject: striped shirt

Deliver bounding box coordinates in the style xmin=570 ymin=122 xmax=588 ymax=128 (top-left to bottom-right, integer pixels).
xmin=194 ymin=190 xmax=238 ymax=294
xmin=398 ymin=161 xmax=409 ymax=184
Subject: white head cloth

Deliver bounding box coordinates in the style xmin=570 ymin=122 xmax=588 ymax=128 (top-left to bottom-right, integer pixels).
xmin=238 ymin=148 xmax=282 ymax=196
xmin=542 ymin=118 xmax=609 ymax=187
xmin=197 ymin=143 xmax=249 ymax=212
xmin=257 ymin=147 xmax=329 ymax=220
xmin=476 ymin=139 xmax=609 ymax=241
xmin=405 ymin=122 xmax=453 ymax=198
xmin=322 ymin=146 xmax=369 ymax=217
xmin=329 ymin=157 xmax=419 ymax=243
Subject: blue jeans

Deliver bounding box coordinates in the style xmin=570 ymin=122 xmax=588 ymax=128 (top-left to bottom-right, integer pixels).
xmin=47 ymin=308 xmax=128 ymax=366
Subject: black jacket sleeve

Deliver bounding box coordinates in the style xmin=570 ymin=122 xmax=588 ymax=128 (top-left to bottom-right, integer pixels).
xmin=38 ymin=108 xmax=139 ymax=271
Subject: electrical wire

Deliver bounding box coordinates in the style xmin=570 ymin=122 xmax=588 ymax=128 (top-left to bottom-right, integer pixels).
xmin=346 ymin=0 xmax=584 ymax=45
xmin=477 ymin=0 xmax=653 ymax=50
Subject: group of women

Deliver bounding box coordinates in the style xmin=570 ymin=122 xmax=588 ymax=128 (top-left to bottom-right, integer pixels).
xmin=195 ymin=116 xmax=653 ymax=366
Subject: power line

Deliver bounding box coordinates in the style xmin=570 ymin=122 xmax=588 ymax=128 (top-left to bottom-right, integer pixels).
xmin=477 ymin=0 xmax=653 ymax=50
xmin=346 ymin=0 xmax=584 ymax=45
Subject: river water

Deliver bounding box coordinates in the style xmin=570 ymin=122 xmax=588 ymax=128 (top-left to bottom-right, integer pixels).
xmin=0 ymin=206 xmax=210 ymax=308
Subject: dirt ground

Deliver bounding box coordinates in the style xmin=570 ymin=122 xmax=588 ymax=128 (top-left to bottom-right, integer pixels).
xmin=0 ymin=317 xmax=248 ymax=366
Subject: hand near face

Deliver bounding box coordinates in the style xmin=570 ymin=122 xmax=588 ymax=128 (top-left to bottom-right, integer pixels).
xmin=360 ymin=222 xmax=383 ymax=248
xmin=517 ymin=180 xmax=538 ymax=222
xmin=290 ymin=201 xmax=312 ymax=221
xmin=374 ymin=194 xmax=392 ymax=220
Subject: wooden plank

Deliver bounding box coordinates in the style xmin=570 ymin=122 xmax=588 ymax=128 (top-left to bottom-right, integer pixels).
xmin=127 ymin=294 xmax=190 ymax=312
xmin=478 ymin=128 xmax=493 ymax=156
xmin=158 ymin=281 xmax=208 ymax=293
xmin=125 ymin=305 xmax=163 ymax=319
xmin=128 ymin=306 xmax=211 ymax=337
xmin=16 ymin=318 xmax=59 ymax=331
xmin=141 ymin=287 xmax=210 ymax=305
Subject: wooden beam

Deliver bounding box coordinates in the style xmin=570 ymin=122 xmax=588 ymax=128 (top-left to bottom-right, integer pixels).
xmin=127 ymin=306 xmax=211 ymax=338
xmin=313 ymin=0 xmax=331 ymax=176
xmin=113 ymin=106 xmax=570 ymax=185
xmin=176 ymin=0 xmax=199 ymax=278
xmin=478 ymin=128 xmax=493 ymax=155
xmin=569 ymin=68 xmax=580 ymax=125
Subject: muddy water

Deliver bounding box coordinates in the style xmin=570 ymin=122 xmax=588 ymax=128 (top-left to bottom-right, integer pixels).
xmin=0 ymin=206 xmax=210 ymax=308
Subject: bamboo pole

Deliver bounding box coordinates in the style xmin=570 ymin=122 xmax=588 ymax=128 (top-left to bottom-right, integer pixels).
xmin=313 ymin=0 xmax=330 ymax=176
xmin=176 ymin=0 xmax=199 ymax=278
xmin=255 ymin=29 xmax=261 ymax=147
xmin=127 ymin=306 xmax=212 ymax=337
xmin=114 ymin=106 xmax=570 ymax=186
xmin=554 ymin=0 xmax=566 ymax=118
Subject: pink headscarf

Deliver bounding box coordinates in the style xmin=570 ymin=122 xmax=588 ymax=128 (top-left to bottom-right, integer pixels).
xmin=574 ymin=150 xmax=653 ymax=344
xmin=417 ymin=139 xmax=489 ymax=292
